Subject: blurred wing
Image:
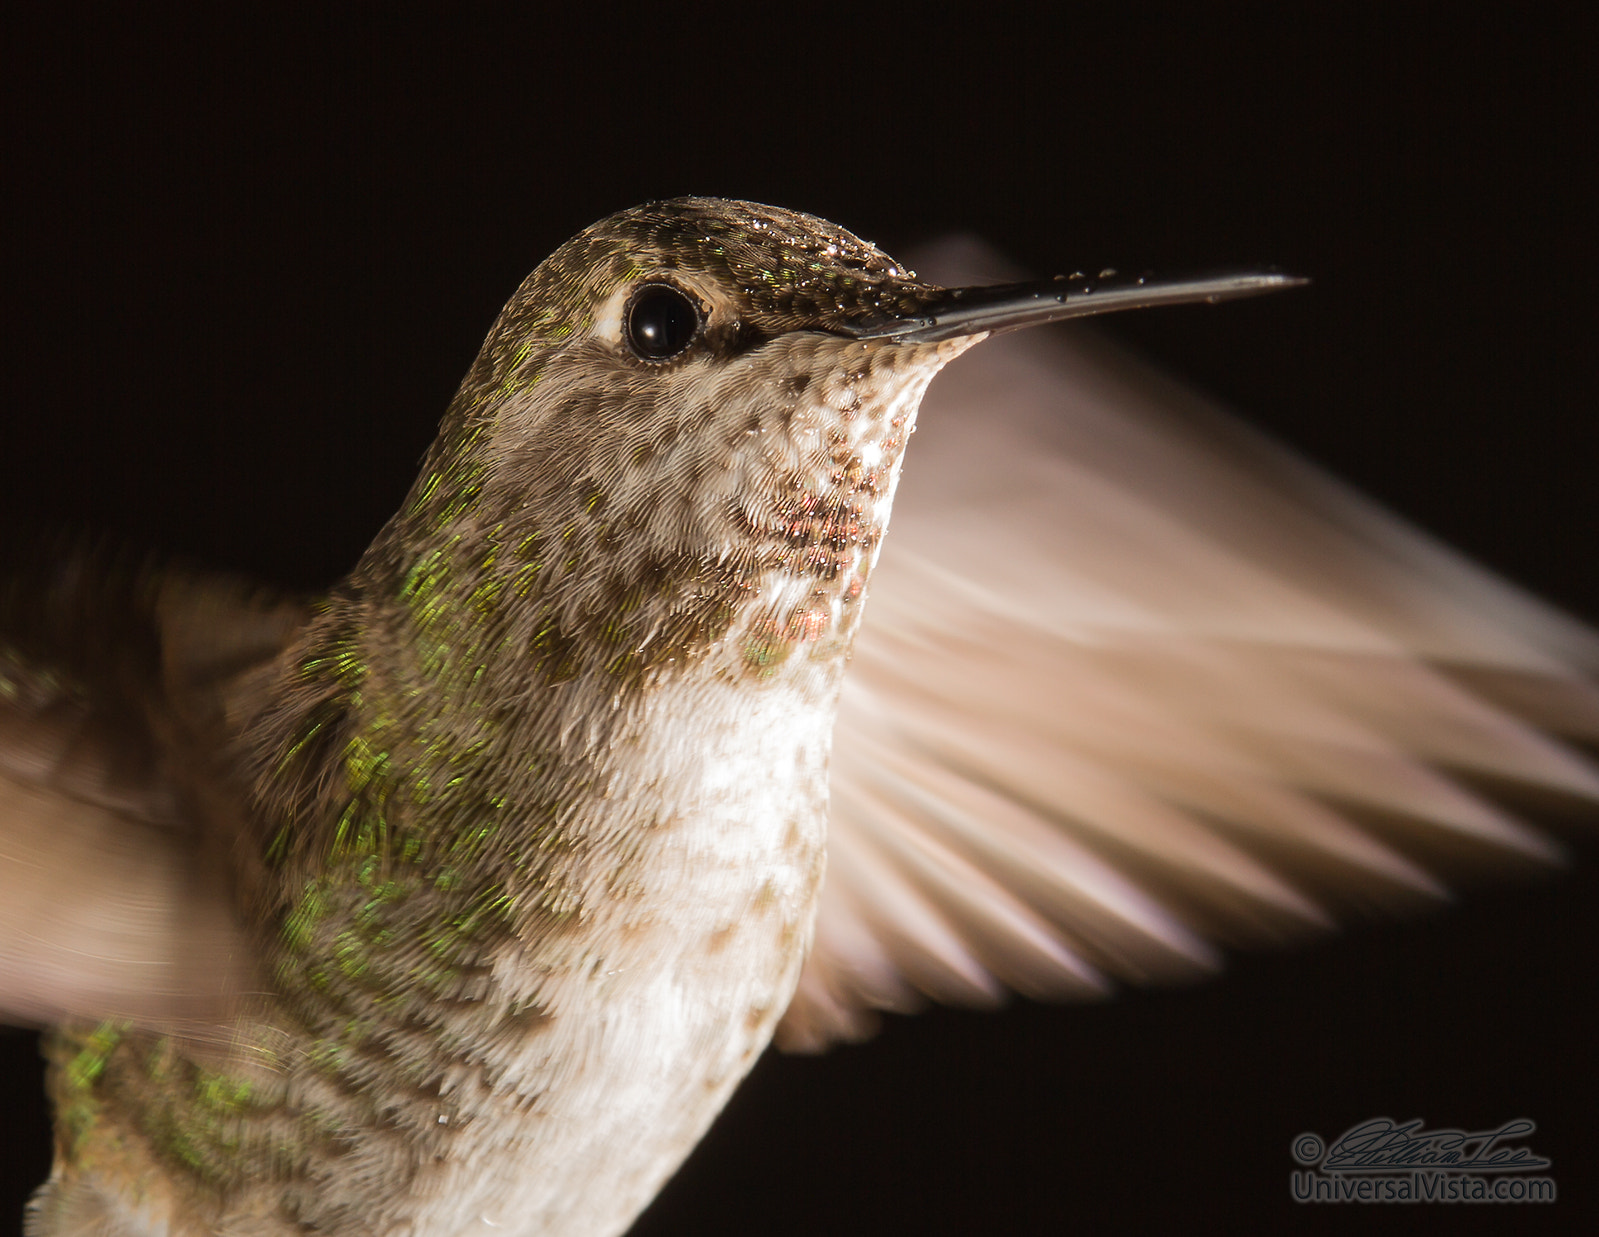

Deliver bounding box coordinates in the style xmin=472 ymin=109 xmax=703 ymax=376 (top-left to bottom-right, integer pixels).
xmin=777 ymin=241 xmax=1599 ymax=1050
xmin=0 ymin=558 xmax=301 ymax=1033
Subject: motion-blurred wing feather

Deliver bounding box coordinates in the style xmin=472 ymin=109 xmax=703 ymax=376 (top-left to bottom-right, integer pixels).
xmin=0 ymin=558 xmax=301 ymax=1033
xmin=777 ymin=241 xmax=1599 ymax=1051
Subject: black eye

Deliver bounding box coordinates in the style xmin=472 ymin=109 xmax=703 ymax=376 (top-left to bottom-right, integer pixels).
xmin=625 ymin=284 xmax=701 ymax=361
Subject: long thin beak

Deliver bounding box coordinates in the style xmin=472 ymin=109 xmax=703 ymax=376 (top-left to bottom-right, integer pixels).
xmin=846 ymin=270 xmax=1307 ymax=343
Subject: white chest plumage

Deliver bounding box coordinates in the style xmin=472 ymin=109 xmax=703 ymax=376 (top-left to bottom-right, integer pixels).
xmin=405 ymin=671 xmax=835 ymax=1237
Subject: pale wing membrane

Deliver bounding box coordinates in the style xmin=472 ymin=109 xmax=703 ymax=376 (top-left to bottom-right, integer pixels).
xmin=776 ymin=242 xmax=1599 ymax=1051
xmin=0 ymin=561 xmax=297 ymax=1035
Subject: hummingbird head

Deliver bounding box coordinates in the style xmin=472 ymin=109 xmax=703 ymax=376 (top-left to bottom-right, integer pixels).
xmin=369 ymin=198 xmax=950 ymax=692
xmin=367 ymin=197 xmax=1297 ymax=694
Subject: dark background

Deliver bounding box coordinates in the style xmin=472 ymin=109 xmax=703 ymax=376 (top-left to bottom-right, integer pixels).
xmin=2 ymin=6 xmax=1594 ymax=1234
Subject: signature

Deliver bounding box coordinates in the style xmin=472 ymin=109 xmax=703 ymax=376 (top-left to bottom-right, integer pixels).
xmin=1313 ymin=1118 xmax=1549 ymax=1172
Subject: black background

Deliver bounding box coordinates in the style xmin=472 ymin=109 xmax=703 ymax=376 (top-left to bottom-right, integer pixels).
xmin=2 ymin=6 xmax=1594 ymax=1235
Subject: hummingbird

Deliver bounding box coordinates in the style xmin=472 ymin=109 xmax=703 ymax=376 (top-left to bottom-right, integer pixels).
xmin=3 ymin=198 xmax=1595 ymax=1236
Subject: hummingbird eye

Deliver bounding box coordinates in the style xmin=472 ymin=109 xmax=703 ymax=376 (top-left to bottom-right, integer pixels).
xmin=625 ymin=284 xmax=702 ymax=361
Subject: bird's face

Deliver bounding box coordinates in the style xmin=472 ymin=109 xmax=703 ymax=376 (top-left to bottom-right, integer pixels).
xmin=376 ymin=197 xmax=1290 ymax=693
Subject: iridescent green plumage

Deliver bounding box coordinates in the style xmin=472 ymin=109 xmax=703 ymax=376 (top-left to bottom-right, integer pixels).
xmin=22 ymin=198 xmax=972 ymax=1235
